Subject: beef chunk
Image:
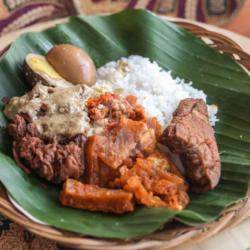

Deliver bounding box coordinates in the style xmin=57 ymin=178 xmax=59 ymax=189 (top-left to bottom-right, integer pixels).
xmin=160 ymin=98 xmax=221 ymax=192
xmin=9 ymin=115 xmax=85 ymax=183
xmin=60 ymin=179 xmax=134 ymax=214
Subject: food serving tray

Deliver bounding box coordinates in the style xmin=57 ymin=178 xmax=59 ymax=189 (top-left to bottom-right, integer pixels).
xmin=0 ymin=10 xmax=250 ymax=250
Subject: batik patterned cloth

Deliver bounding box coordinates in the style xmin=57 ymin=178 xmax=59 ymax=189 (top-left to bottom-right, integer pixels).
xmin=0 ymin=0 xmax=77 ymax=35
xmin=0 ymin=0 xmax=245 ymax=35
xmin=0 ymin=215 xmax=57 ymax=249
xmin=75 ymin=0 xmax=244 ymax=26
xmin=0 ymin=0 xmax=245 ymax=249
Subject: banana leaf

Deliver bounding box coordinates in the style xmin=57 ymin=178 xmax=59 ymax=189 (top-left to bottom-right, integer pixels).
xmin=0 ymin=9 xmax=250 ymax=239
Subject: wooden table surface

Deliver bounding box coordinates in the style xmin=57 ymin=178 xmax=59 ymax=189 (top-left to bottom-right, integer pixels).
xmin=0 ymin=17 xmax=250 ymax=250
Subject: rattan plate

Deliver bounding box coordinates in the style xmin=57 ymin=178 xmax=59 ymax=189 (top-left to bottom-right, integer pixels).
xmin=0 ymin=17 xmax=250 ymax=250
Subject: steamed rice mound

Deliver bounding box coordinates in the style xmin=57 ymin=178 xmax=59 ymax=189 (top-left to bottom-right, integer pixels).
xmin=95 ymin=55 xmax=218 ymax=126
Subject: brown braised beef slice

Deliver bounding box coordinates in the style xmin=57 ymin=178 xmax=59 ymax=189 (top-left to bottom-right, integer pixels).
xmin=60 ymin=179 xmax=134 ymax=214
xmin=9 ymin=115 xmax=85 ymax=183
xmin=160 ymin=98 xmax=221 ymax=193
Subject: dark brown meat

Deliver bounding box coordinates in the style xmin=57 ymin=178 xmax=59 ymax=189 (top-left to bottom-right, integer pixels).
xmin=9 ymin=115 xmax=85 ymax=183
xmin=60 ymin=179 xmax=134 ymax=214
xmin=160 ymin=98 xmax=221 ymax=193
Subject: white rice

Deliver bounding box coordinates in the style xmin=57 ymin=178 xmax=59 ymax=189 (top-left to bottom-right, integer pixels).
xmin=95 ymin=55 xmax=218 ymax=127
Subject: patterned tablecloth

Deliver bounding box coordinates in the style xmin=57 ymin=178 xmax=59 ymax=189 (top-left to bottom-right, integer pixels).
xmin=0 ymin=215 xmax=58 ymax=249
xmin=0 ymin=0 xmax=245 ymax=35
xmin=0 ymin=0 xmax=246 ymax=249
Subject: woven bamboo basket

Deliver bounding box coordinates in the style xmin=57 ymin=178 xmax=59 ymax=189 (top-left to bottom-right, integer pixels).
xmin=0 ymin=19 xmax=250 ymax=250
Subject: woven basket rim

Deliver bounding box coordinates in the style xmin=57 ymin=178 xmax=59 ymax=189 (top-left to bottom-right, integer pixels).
xmin=0 ymin=17 xmax=250 ymax=250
